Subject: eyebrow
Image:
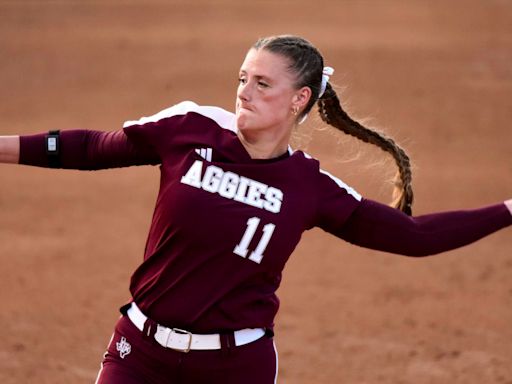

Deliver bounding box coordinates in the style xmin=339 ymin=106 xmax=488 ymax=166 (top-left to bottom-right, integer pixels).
xmin=239 ymin=70 xmax=272 ymax=82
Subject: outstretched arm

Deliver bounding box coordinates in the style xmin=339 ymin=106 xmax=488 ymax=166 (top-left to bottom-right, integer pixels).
xmin=0 ymin=136 xmax=20 ymax=164
xmin=16 ymin=129 xmax=159 ymax=170
xmin=336 ymin=199 xmax=512 ymax=257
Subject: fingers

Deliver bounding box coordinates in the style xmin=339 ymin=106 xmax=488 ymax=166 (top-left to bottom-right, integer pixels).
xmin=504 ymin=199 xmax=512 ymax=216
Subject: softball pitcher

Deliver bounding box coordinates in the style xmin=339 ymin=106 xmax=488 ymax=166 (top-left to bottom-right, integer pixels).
xmin=1 ymin=35 xmax=511 ymax=384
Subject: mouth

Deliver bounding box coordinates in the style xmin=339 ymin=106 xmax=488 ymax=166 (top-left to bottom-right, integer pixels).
xmin=238 ymin=102 xmax=253 ymax=112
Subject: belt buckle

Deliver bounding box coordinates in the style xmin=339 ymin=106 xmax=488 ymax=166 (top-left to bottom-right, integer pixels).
xmin=168 ymin=328 xmax=193 ymax=353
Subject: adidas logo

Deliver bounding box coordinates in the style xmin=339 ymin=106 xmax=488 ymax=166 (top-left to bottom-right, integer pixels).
xmin=195 ymin=147 xmax=212 ymax=162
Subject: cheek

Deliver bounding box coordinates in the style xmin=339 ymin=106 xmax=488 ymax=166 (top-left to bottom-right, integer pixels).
xmin=267 ymin=95 xmax=292 ymax=119
xmin=261 ymin=90 xmax=291 ymax=109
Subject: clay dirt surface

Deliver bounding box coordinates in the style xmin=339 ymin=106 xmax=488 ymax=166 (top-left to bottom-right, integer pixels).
xmin=0 ymin=1 xmax=511 ymax=383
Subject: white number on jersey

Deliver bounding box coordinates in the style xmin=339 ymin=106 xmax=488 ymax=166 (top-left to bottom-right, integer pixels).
xmin=233 ymin=217 xmax=276 ymax=264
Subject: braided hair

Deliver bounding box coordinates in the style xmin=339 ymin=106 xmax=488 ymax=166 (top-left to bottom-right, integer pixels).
xmin=253 ymin=35 xmax=414 ymax=215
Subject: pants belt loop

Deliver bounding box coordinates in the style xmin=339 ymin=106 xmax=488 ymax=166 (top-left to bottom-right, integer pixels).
xmin=119 ymin=302 xmax=132 ymax=316
xmin=142 ymin=318 xmax=158 ymax=340
xmin=220 ymin=332 xmax=236 ymax=355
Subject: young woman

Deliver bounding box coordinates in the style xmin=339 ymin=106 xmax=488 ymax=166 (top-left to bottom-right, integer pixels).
xmin=1 ymin=35 xmax=511 ymax=384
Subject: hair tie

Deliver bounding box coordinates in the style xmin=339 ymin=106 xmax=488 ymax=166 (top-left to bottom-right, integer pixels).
xmin=319 ymin=66 xmax=334 ymax=98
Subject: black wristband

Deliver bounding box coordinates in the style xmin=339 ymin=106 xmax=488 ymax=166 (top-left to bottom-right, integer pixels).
xmin=45 ymin=130 xmax=61 ymax=168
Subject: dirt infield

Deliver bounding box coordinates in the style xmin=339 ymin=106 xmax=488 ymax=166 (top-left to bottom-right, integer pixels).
xmin=1 ymin=1 xmax=511 ymax=383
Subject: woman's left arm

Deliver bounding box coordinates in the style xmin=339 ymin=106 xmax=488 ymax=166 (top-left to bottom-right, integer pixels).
xmin=336 ymin=199 xmax=512 ymax=256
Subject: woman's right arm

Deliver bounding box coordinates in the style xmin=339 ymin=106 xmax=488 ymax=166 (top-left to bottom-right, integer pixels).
xmin=0 ymin=136 xmax=20 ymax=164
xmin=3 ymin=129 xmax=159 ymax=170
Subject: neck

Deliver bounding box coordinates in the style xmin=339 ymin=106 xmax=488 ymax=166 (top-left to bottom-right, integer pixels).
xmin=237 ymin=127 xmax=292 ymax=160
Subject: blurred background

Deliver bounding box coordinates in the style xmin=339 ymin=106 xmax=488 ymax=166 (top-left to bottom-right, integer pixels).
xmin=0 ymin=1 xmax=511 ymax=383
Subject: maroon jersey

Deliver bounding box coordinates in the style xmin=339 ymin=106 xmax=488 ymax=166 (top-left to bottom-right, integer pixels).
xmin=121 ymin=101 xmax=362 ymax=332
xmin=18 ymin=101 xmax=512 ymax=334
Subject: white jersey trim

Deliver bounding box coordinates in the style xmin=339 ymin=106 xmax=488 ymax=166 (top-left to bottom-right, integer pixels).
xmin=302 ymin=151 xmax=362 ymax=201
xmin=123 ymin=101 xmax=237 ymax=133
xmin=319 ymin=169 xmax=362 ymax=201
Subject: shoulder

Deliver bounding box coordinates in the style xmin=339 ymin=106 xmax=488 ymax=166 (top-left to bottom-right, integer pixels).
xmin=293 ymin=150 xmax=362 ymax=202
xmin=123 ymin=101 xmax=236 ymax=132
xmin=297 ymin=151 xmax=362 ymax=231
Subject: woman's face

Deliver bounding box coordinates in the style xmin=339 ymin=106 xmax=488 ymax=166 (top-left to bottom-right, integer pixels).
xmin=236 ymin=48 xmax=309 ymax=135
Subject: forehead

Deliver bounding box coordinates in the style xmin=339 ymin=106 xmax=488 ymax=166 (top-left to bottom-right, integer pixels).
xmin=240 ymin=48 xmax=294 ymax=79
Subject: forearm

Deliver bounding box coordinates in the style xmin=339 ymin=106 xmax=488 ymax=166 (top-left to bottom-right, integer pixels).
xmin=0 ymin=136 xmax=20 ymax=164
xmin=337 ymin=199 xmax=512 ymax=256
xmin=19 ymin=129 xmax=159 ymax=170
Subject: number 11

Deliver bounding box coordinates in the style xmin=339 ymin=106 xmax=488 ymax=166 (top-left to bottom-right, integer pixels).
xmin=233 ymin=217 xmax=276 ymax=264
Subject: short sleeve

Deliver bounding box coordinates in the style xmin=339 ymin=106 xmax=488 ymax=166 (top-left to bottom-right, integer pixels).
xmin=122 ymin=101 xmax=201 ymax=153
xmin=314 ymin=168 xmax=363 ymax=234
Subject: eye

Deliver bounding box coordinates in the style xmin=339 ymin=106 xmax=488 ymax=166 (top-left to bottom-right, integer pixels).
xmin=257 ymin=81 xmax=269 ymax=88
xmin=238 ymin=77 xmax=247 ymax=85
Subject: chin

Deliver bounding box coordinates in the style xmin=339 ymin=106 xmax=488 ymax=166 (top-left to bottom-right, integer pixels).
xmin=236 ymin=112 xmax=253 ymax=131
xmin=236 ymin=121 xmax=252 ymax=133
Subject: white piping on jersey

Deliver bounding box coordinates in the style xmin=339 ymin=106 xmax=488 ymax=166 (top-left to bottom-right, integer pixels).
xmin=123 ymin=103 xmax=358 ymax=202
xmin=124 ymin=101 xmax=294 ymax=158
xmin=303 ymin=152 xmax=362 ymax=201
xmin=123 ymin=101 xmax=237 ymax=133
xmin=319 ymin=169 xmax=362 ymax=201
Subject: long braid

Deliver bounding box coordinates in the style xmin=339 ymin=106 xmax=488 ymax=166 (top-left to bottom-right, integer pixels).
xmin=253 ymin=35 xmax=414 ymax=214
xmin=318 ymin=83 xmax=414 ymax=215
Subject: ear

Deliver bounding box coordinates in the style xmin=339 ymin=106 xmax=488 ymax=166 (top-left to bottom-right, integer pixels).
xmin=292 ymin=86 xmax=312 ymax=111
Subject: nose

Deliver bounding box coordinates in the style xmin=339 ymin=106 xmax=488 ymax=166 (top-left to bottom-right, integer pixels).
xmin=237 ymin=80 xmax=251 ymax=102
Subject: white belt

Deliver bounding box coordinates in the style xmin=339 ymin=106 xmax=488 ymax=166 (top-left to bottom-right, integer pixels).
xmin=126 ymin=302 xmax=265 ymax=352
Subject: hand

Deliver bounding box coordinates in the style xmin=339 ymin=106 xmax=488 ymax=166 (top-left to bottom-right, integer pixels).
xmin=505 ymin=199 xmax=512 ymax=216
